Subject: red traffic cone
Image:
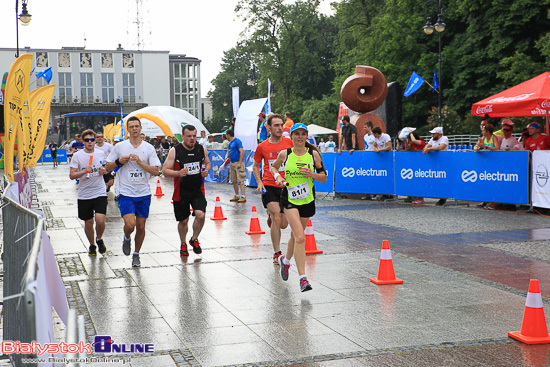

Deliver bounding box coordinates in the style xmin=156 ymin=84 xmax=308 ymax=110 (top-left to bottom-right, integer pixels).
xmin=245 ymin=206 xmax=265 ymax=234
xmin=370 ymin=240 xmax=403 ymax=285
xmin=154 ymin=179 xmax=164 ymax=196
xmin=210 ymin=196 xmax=227 ymax=220
xmin=509 ymin=279 xmax=550 ymax=344
xmin=305 ymin=219 xmax=323 ymax=255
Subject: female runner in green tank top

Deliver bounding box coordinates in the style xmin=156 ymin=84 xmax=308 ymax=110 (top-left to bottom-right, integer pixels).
xmin=270 ymin=123 xmax=327 ymax=292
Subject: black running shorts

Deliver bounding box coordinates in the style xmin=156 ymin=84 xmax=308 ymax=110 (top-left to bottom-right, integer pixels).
xmin=77 ymin=196 xmax=108 ymax=221
xmin=279 ymin=188 xmax=315 ymax=218
xmin=261 ymin=185 xmax=282 ymax=209
xmin=173 ymin=194 xmax=207 ymax=221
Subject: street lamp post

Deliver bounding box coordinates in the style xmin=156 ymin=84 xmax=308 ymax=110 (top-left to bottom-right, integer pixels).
xmin=423 ymin=0 xmax=445 ymax=125
xmin=15 ymin=0 xmax=32 ymax=57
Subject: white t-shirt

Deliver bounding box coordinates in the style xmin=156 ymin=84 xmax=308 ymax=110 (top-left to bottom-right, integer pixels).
xmin=501 ymin=136 xmax=521 ymax=150
xmin=325 ymin=141 xmax=336 ymax=152
xmin=205 ymin=142 xmax=215 ymax=150
xmin=106 ymin=140 xmax=161 ymax=197
xmin=199 ymin=137 xmax=208 ymax=146
xmin=374 ymin=133 xmax=391 ymax=150
xmin=318 ymin=142 xmax=326 ymax=152
xmin=427 ymin=135 xmax=449 ymax=150
xmin=364 ymin=133 xmax=376 ymax=151
xmin=70 ymin=150 xmax=107 ymax=200
xmin=95 ymin=142 xmax=113 ymax=157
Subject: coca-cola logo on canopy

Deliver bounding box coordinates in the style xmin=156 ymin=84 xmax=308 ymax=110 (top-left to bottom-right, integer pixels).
xmin=476 ymin=105 xmax=493 ymax=114
xmin=486 ymin=93 xmax=535 ymax=103
xmin=541 ymin=100 xmax=550 ymax=109
xmin=532 ymin=108 xmax=547 ymax=115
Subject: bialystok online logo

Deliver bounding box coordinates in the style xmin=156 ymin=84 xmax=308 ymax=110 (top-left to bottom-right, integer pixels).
xmin=1 ymin=336 xmax=154 ymax=356
xmin=461 ymin=170 xmax=518 ymax=183
xmin=341 ymin=167 xmax=387 ymax=178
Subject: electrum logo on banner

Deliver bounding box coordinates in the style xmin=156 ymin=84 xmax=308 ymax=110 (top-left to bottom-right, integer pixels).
xmin=400 ymin=168 xmax=446 ymax=180
xmin=535 ymin=164 xmax=549 ymax=187
xmin=341 ymin=167 xmax=387 ymax=178
xmin=461 ymin=170 xmax=519 ymax=183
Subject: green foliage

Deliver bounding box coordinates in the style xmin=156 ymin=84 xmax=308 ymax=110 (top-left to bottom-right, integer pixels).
xmin=209 ymin=0 xmax=550 ymax=136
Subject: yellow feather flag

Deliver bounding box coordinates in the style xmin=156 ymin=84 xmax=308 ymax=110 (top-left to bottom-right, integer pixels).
xmin=28 ymin=85 xmax=56 ymax=167
xmin=3 ymin=54 xmax=33 ymax=181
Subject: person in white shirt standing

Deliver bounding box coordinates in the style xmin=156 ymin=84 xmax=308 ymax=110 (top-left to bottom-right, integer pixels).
xmin=423 ymin=126 xmax=449 ymax=206
xmin=69 ymin=129 xmax=108 ymax=256
xmin=325 ymin=135 xmax=336 ymax=152
xmin=318 ymin=138 xmax=326 ymax=153
xmin=105 ymin=116 xmax=162 ymax=267
xmin=372 ymin=127 xmax=392 ymax=152
xmin=363 ymin=121 xmax=376 ymax=151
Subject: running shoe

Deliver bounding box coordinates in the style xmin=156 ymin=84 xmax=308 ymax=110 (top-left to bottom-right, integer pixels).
xmin=412 ymin=198 xmax=425 ymax=204
xmin=436 ymin=199 xmax=447 ymax=206
xmin=189 ymin=238 xmax=202 ymax=254
xmin=273 ymin=251 xmax=282 ymax=265
xmin=404 ymin=196 xmax=413 ymax=203
xmin=267 ymin=214 xmax=272 ymax=228
xmin=132 ymin=253 xmax=141 ymax=267
xmin=122 ymin=238 xmax=131 ymax=256
xmin=279 ymin=255 xmax=290 ymax=281
xmin=180 ymin=242 xmax=189 ymax=256
xmin=300 ymin=277 xmax=312 ymax=292
xmin=88 ymin=244 xmax=97 ymax=256
xmin=230 ymin=196 xmax=239 ymax=202
xmin=96 ymin=239 xmax=107 ymax=254
xmin=238 ymin=197 xmax=247 ymax=203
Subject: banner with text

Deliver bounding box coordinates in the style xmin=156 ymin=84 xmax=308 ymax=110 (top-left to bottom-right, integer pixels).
xmin=315 ymin=152 xmax=336 ymax=193
xmin=335 ymin=151 xmax=394 ymax=194
xmin=532 ymin=151 xmax=550 ymax=208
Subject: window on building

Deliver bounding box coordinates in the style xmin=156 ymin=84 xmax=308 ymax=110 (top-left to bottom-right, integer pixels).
xmin=173 ymin=62 xmax=200 ymax=119
xmin=101 ymin=73 xmax=115 ymax=103
xmin=123 ymin=73 xmax=135 ymax=103
xmin=59 ymin=73 xmax=72 ymax=103
xmin=80 ymin=73 xmax=94 ymax=103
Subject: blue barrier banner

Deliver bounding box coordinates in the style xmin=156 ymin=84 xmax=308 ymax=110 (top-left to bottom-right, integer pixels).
xmin=39 ymin=149 xmax=67 ymax=163
xmin=335 ymin=151 xmax=394 ymax=194
xmin=395 ymin=151 xmax=455 ymax=199
xmin=206 ymin=149 xmax=228 ymax=183
xmin=315 ymin=152 xmax=336 ymax=193
xmin=453 ymin=151 xmax=529 ymax=204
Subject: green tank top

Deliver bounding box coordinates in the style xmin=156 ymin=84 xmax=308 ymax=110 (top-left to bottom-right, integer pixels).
xmin=284 ymin=148 xmax=315 ymax=205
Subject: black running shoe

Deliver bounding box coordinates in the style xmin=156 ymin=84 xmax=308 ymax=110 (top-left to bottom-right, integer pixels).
xmin=189 ymin=238 xmax=202 ymax=254
xmin=96 ymin=239 xmax=106 ymax=254
xmin=88 ymin=244 xmax=97 ymax=256
xmin=180 ymin=243 xmax=189 ymax=256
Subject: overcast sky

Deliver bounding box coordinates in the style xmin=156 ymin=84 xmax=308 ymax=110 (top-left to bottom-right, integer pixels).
xmin=1 ymin=0 xmax=335 ymax=98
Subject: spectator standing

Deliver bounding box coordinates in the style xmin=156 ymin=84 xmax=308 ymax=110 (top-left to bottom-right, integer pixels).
xmin=204 ymin=135 xmax=215 ymax=150
xmin=221 ymin=134 xmax=229 ymax=149
xmin=284 ymin=112 xmax=294 ymax=128
xmin=500 ymin=122 xmax=521 ymax=150
xmin=338 ymin=115 xmax=357 ymax=154
xmin=372 ymin=127 xmax=392 ymax=152
xmin=422 ymin=127 xmax=448 ymax=206
xmin=525 ymin=122 xmax=550 ymax=151
xmin=198 ymin=131 xmax=208 ymax=146
xmin=226 ymin=129 xmax=247 ymax=202
xmin=105 ymin=116 xmax=161 ymax=267
xmin=318 ymin=138 xmax=326 ymax=153
xmin=325 ymin=135 xmax=336 ymax=152
xmin=474 ymin=123 xmax=500 ymax=151
xmin=48 ymin=139 xmax=58 ymax=167
xmin=363 ymin=121 xmax=375 ymax=151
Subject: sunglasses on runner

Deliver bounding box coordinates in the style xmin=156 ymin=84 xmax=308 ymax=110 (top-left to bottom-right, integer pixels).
xmin=83 ymin=138 xmax=95 ymax=142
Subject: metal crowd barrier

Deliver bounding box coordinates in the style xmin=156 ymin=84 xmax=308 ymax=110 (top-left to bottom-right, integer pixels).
xmin=1 ymin=175 xmax=44 ymax=367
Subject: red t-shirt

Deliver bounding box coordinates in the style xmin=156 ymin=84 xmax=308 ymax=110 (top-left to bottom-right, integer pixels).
xmin=254 ymin=137 xmax=294 ymax=187
xmin=525 ymin=134 xmax=550 ymax=151
xmin=411 ymin=140 xmax=426 ymax=151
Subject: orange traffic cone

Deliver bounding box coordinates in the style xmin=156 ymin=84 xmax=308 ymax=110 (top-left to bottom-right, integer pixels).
xmin=210 ymin=196 xmax=227 ymax=220
xmin=245 ymin=206 xmax=265 ymax=234
xmin=305 ymin=220 xmax=323 ymax=255
xmin=370 ymin=240 xmax=403 ymax=285
xmin=509 ymin=279 xmax=550 ymax=344
xmin=154 ymin=179 xmax=164 ymax=196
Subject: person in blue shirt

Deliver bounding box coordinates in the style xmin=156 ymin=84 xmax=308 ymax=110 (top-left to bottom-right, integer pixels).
xmin=258 ymin=113 xmax=268 ymax=142
xmin=225 ymin=129 xmax=247 ymax=202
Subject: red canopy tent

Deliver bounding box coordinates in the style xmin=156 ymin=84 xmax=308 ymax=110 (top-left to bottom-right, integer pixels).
xmin=472 ymin=72 xmax=550 ymax=117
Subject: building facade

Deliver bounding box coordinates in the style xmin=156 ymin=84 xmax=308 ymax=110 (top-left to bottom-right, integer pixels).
xmin=169 ymin=55 xmax=202 ymax=121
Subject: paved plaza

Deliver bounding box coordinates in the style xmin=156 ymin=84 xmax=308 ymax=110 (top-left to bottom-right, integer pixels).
xmin=10 ymin=164 xmax=550 ymax=366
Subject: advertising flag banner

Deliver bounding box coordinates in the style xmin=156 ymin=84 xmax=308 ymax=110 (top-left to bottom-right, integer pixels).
xmin=532 ymin=151 xmax=550 ymax=209
xmin=232 ymin=87 xmax=240 ymax=118
xmin=28 ymin=85 xmax=56 ymax=167
xmin=35 ymin=67 xmax=53 ymax=84
xmin=403 ymin=71 xmax=425 ymax=97
xmin=3 ymin=54 xmax=33 ymax=180
xmin=267 ymin=79 xmax=272 ymax=114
